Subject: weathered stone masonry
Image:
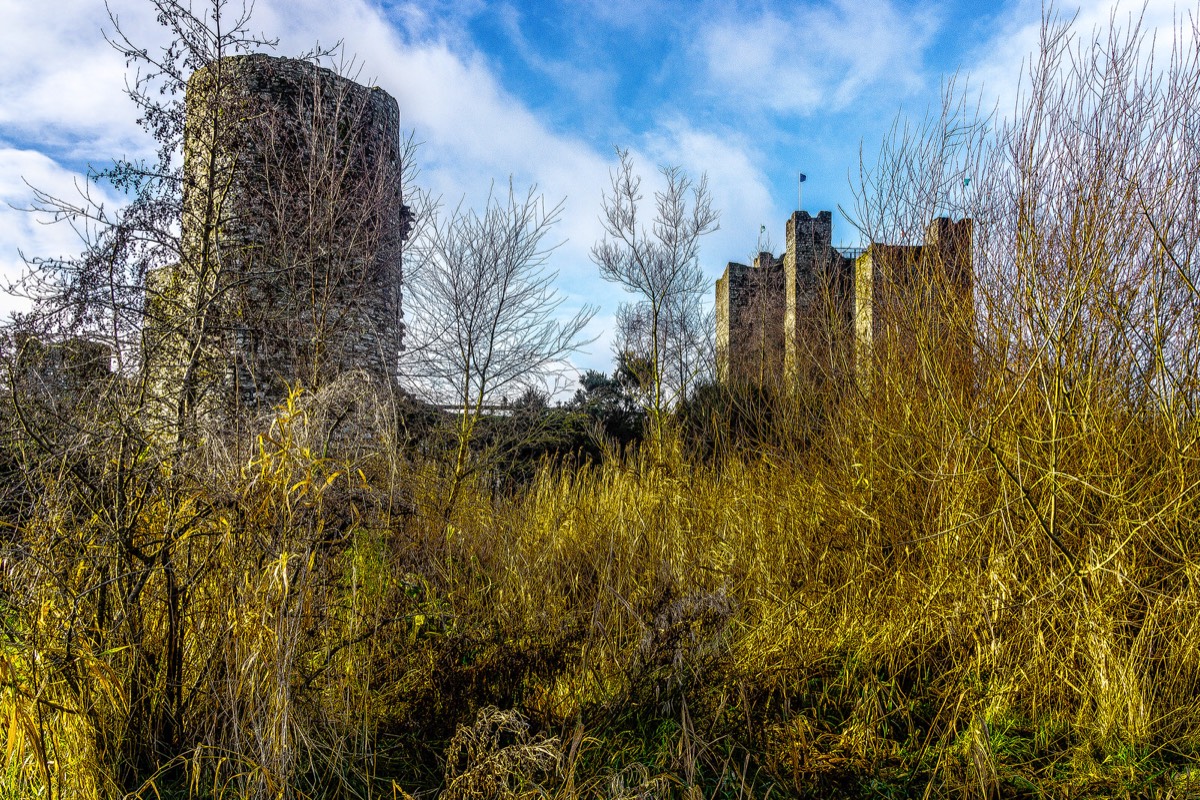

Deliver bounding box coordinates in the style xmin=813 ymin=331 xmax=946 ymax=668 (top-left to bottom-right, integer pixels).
xmin=715 ymin=251 xmax=785 ymax=385
xmin=144 ymin=54 xmax=406 ymax=422
xmin=853 ymin=217 xmax=973 ymax=393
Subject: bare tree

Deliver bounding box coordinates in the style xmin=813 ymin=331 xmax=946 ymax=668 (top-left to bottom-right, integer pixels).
xmin=592 ymin=149 xmax=719 ymax=445
xmin=404 ymin=183 xmax=596 ymax=511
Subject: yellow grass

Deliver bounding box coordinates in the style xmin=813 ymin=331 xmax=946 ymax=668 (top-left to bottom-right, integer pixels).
xmin=4 ymin=366 xmax=1198 ymax=797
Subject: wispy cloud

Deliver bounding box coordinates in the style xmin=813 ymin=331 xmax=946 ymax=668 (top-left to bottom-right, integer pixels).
xmin=0 ymin=0 xmax=158 ymax=159
xmin=0 ymin=147 xmax=125 ymax=316
xmin=493 ymin=2 xmax=617 ymax=114
xmin=698 ymin=0 xmax=940 ymax=116
xmin=639 ymin=121 xmax=776 ymax=271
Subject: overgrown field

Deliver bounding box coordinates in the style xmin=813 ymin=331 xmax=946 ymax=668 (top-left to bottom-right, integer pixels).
xmin=2 ymin=371 xmax=1198 ymax=799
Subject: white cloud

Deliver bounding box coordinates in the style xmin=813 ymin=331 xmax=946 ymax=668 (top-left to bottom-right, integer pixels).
xmin=0 ymin=0 xmax=159 ymax=158
xmin=0 ymin=147 xmax=125 ymax=319
xmin=0 ymin=0 xmax=159 ymax=321
xmin=699 ymin=0 xmax=939 ymax=115
xmin=969 ymin=0 xmax=1195 ymax=118
xmin=640 ymin=121 xmax=776 ymax=275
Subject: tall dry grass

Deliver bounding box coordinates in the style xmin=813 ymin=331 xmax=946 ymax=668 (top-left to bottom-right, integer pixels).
xmin=2 ymin=348 xmax=1200 ymax=797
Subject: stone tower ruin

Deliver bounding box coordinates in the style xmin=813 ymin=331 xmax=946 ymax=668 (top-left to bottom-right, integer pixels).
xmin=715 ymin=211 xmax=971 ymax=393
xmin=144 ymin=54 xmax=406 ymax=425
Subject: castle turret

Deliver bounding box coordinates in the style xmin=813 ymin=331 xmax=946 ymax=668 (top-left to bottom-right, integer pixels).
xmin=716 ymin=252 xmax=785 ymax=384
xmin=853 ymin=217 xmax=974 ymax=395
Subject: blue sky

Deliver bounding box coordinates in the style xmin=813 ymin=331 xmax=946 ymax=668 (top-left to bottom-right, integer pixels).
xmin=0 ymin=0 xmax=1189 ymax=377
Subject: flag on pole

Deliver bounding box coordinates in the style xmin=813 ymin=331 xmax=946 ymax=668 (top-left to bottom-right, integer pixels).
xmin=799 ymin=173 xmax=807 ymax=182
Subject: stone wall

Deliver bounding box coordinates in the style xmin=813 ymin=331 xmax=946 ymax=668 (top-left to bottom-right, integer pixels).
xmin=144 ymin=54 xmax=406 ymax=427
xmin=14 ymin=336 xmax=112 ymax=393
xmin=717 ymin=211 xmax=972 ymax=395
xmin=853 ymin=218 xmax=974 ymax=394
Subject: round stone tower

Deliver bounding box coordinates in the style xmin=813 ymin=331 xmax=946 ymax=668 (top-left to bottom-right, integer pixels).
xmin=148 ymin=54 xmax=406 ymax=423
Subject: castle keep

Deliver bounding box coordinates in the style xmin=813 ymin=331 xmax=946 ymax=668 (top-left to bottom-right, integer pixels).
xmin=144 ymin=55 xmax=406 ymax=422
xmin=716 ymin=212 xmax=972 ymax=391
